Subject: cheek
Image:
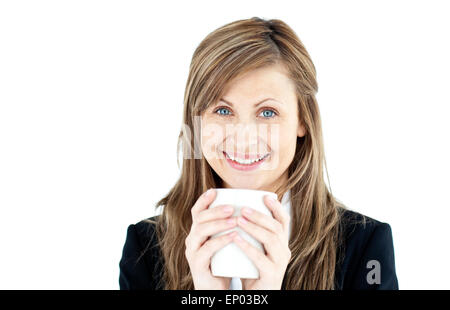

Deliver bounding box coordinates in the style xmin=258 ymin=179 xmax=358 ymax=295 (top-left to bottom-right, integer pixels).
xmin=275 ymin=138 xmax=296 ymax=162
xmin=280 ymin=139 xmax=297 ymax=162
xmin=268 ymin=123 xmax=297 ymax=150
xmin=268 ymin=127 xmax=297 ymax=167
xmin=200 ymin=120 xmax=225 ymax=159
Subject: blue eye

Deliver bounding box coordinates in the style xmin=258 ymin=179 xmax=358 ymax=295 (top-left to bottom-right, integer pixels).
xmin=261 ymin=110 xmax=275 ymax=118
xmin=213 ymin=107 xmax=277 ymax=119
xmin=216 ymin=107 xmax=231 ymax=116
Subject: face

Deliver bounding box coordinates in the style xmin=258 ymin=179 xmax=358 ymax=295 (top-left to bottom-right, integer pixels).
xmin=200 ymin=64 xmax=306 ymax=193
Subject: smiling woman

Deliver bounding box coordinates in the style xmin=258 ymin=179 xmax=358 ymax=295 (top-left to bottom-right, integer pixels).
xmin=200 ymin=63 xmax=305 ymax=191
xmin=119 ymin=16 xmax=399 ymax=290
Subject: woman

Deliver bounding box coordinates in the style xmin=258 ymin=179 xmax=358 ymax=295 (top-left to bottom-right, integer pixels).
xmin=119 ymin=17 xmax=398 ymax=290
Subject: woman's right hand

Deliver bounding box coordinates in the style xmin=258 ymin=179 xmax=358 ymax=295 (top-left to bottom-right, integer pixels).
xmin=185 ymin=188 xmax=238 ymax=290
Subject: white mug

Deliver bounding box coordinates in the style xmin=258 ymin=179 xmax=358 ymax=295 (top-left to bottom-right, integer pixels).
xmin=208 ymin=188 xmax=278 ymax=279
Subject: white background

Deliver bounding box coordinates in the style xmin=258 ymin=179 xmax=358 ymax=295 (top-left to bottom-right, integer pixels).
xmin=0 ymin=0 xmax=449 ymax=289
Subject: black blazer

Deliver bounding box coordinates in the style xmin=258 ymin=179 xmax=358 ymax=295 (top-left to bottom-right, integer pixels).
xmin=119 ymin=209 xmax=399 ymax=290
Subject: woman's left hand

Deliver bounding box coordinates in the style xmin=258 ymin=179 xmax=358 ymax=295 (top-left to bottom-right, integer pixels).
xmin=233 ymin=195 xmax=291 ymax=290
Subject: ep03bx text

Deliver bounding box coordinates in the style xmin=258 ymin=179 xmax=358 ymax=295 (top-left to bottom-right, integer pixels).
xmin=181 ymin=293 xmax=269 ymax=307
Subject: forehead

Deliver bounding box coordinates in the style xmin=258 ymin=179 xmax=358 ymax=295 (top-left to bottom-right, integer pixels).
xmin=220 ymin=64 xmax=296 ymax=102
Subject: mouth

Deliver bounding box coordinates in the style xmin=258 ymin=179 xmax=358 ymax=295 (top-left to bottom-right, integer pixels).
xmin=223 ymin=151 xmax=270 ymax=171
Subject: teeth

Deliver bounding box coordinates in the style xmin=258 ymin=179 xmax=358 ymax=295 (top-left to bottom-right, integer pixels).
xmin=225 ymin=152 xmax=269 ymax=165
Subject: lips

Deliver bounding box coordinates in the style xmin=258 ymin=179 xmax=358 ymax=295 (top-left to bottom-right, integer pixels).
xmin=223 ymin=151 xmax=270 ymax=166
xmin=223 ymin=151 xmax=270 ymax=171
xmin=223 ymin=151 xmax=270 ymax=161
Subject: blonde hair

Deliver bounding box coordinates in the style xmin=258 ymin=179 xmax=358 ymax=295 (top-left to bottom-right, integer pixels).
xmin=146 ymin=17 xmax=349 ymax=289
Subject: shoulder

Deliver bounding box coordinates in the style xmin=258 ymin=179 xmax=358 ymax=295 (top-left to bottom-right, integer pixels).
xmin=119 ymin=215 xmax=164 ymax=290
xmin=335 ymin=208 xmax=398 ymax=289
xmin=132 ymin=215 xmax=161 ymax=245
xmin=129 ymin=215 xmax=163 ymax=260
xmin=339 ymin=208 xmax=391 ymax=245
xmin=123 ymin=215 xmax=161 ymax=259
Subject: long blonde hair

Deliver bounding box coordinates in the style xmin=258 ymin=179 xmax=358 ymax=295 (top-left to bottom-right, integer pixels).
xmin=146 ymin=17 xmax=350 ymax=289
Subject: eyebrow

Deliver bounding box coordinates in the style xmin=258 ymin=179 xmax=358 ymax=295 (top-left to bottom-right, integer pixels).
xmin=219 ymin=98 xmax=282 ymax=107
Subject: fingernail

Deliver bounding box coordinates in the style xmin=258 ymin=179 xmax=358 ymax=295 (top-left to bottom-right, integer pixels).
xmin=238 ymin=217 xmax=248 ymax=225
xmin=204 ymin=189 xmax=213 ymax=197
xmin=223 ymin=205 xmax=233 ymax=213
xmin=227 ymin=218 xmax=236 ymax=225
xmin=267 ymin=195 xmax=276 ymax=203
xmin=242 ymin=207 xmax=253 ymax=215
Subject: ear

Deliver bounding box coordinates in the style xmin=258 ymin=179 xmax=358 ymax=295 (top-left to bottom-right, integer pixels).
xmin=297 ymin=122 xmax=306 ymax=138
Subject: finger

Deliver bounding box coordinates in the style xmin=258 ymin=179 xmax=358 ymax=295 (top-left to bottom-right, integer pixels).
xmin=241 ymin=206 xmax=283 ymax=235
xmin=191 ymin=217 xmax=238 ymax=251
xmin=191 ymin=188 xmax=216 ymax=220
xmin=232 ymin=233 xmax=271 ymax=277
xmin=196 ymin=204 xmax=234 ymax=224
xmin=263 ymin=195 xmax=290 ymax=232
xmin=237 ymin=216 xmax=282 ymax=260
xmin=197 ymin=231 xmax=237 ymax=267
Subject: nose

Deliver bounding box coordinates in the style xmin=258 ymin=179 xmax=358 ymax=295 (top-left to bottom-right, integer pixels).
xmin=224 ymin=123 xmax=268 ymax=154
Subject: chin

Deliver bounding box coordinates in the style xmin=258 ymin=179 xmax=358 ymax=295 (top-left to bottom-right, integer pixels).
xmin=222 ymin=176 xmax=266 ymax=190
